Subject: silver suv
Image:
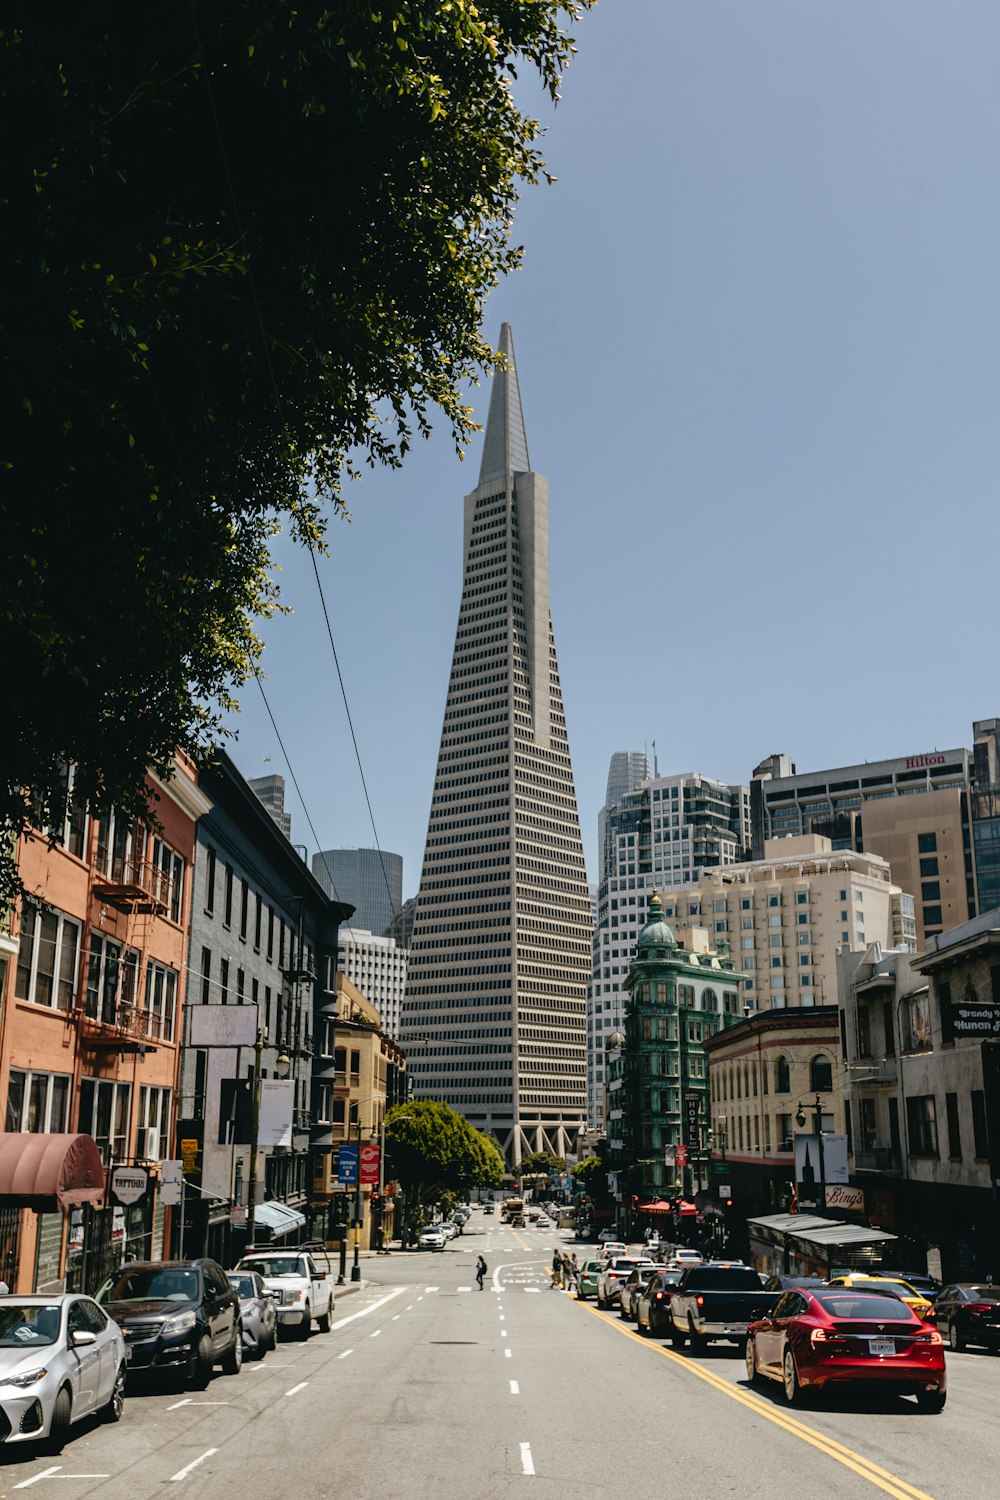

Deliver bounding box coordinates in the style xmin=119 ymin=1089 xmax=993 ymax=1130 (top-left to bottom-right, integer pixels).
xmin=597 ymin=1256 xmax=655 ymax=1310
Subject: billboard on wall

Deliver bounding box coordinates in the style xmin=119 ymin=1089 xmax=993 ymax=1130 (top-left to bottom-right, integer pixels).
xmin=189 ymin=1005 xmax=260 ymax=1048
xmin=259 ymin=1081 xmax=294 ymax=1147
xmin=794 ymin=1132 xmax=849 ymax=1189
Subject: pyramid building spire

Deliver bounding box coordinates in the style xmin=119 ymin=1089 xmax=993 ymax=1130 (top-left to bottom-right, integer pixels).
xmin=401 ymin=324 xmax=591 ymax=1168
xmin=478 ymin=322 xmax=531 ymax=486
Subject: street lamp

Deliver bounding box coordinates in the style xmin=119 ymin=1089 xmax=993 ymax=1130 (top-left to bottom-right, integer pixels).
xmin=245 ymin=1032 xmax=291 ymax=1252
xmin=795 ymin=1093 xmax=826 ymax=1211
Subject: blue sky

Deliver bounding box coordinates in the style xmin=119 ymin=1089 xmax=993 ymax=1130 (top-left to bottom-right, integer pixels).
xmin=224 ymin=1 xmax=1000 ymax=899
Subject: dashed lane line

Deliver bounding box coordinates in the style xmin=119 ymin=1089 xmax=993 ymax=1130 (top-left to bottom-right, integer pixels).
xmin=168 ymin=1449 xmax=218 ymax=1483
xmin=520 ymin=1443 xmax=535 ymax=1477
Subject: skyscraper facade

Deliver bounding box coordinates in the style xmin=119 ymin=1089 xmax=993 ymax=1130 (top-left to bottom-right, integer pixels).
xmin=588 ymin=764 xmax=751 ymax=1129
xmin=311 ymin=847 xmax=403 ymax=936
xmin=400 ymin=324 xmax=592 ymax=1166
xmin=247 ymin=772 xmax=292 ymax=840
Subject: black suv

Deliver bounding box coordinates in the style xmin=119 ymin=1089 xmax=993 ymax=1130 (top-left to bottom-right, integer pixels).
xmin=97 ymin=1259 xmax=242 ymax=1387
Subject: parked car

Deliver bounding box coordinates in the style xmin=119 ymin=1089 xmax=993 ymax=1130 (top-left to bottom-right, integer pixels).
xmin=0 ymin=1295 xmax=126 ymax=1450
xmin=438 ymin=1222 xmax=458 ymax=1240
xmin=597 ymin=1256 xmax=655 ymax=1310
xmin=746 ymin=1285 xmax=946 ymax=1411
xmin=670 ymin=1265 xmax=780 ymax=1349
xmin=619 ymin=1265 xmax=658 ymax=1322
xmin=98 ymin=1259 xmax=242 ymax=1386
xmin=934 ymin=1283 xmax=1000 ymax=1351
xmin=419 ymin=1227 xmax=446 ymax=1251
xmin=825 ymin=1274 xmax=935 ymax=1322
xmin=574 ymin=1259 xmax=605 ymax=1302
xmin=235 ymin=1248 xmax=334 ymax=1341
xmin=226 ymin=1271 xmax=277 ymax=1359
xmin=636 ymin=1271 xmax=684 ymax=1336
xmin=893 ymin=1272 xmax=943 ymax=1305
xmin=598 ymin=1228 xmax=623 ymax=1245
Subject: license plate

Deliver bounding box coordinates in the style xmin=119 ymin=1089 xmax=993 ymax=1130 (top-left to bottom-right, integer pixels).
xmin=123 ymin=1345 xmax=133 ymax=1362
xmin=725 ymin=1324 xmax=748 ymax=1335
xmin=869 ymin=1338 xmax=895 ymax=1357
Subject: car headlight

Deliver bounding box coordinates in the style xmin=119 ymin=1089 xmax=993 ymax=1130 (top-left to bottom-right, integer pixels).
xmin=4 ymin=1368 xmax=48 ymax=1389
xmin=161 ymin=1311 xmax=197 ymax=1338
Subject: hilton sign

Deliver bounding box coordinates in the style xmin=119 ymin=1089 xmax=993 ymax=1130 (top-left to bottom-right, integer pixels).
xmin=904 ymin=754 xmax=946 ymax=769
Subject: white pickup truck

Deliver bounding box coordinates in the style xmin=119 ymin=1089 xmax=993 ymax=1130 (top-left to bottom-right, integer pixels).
xmin=236 ymin=1247 xmax=335 ymax=1341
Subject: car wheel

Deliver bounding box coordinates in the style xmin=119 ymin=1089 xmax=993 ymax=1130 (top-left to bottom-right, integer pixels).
xmin=297 ymin=1304 xmax=311 ymax=1340
xmin=619 ymin=1301 xmax=629 ymax=1320
xmin=782 ymin=1348 xmax=805 ymax=1406
xmin=948 ymin=1320 xmax=966 ymax=1352
xmin=317 ymin=1304 xmax=332 ymax=1334
xmin=46 ymin=1387 xmax=72 ymax=1453
xmin=262 ymin=1321 xmax=277 ymax=1353
xmin=222 ymin=1324 xmax=243 ymax=1375
xmin=915 ymin=1388 xmax=947 ymax=1413
xmin=102 ymin=1364 xmax=126 ymax=1423
xmin=745 ymin=1337 xmax=762 ymax=1388
xmin=670 ymin=1323 xmax=687 ymax=1348
xmin=190 ymin=1333 xmax=214 ymax=1389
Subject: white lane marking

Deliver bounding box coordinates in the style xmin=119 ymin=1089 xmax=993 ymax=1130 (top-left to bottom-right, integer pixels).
xmin=338 ymin=1349 xmax=353 ymax=1359
xmin=15 ymin=1472 xmax=65 ymax=1490
xmin=169 ymin=1449 xmax=218 ymax=1483
xmin=392 ymin=1314 xmax=400 ymax=1320
xmin=370 ymin=1329 xmax=382 ymax=1338
xmin=458 ymin=1285 xmax=472 ymax=1292
xmin=524 ymin=1287 xmax=540 ymax=1294
xmin=520 ymin=1443 xmax=535 ymax=1476
xmin=509 ymin=1380 xmax=519 ymax=1394
xmin=285 ymin=1381 xmax=309 ymax=1397
xmin=166 ymin=1398 xmax=229 ymax=1410
xmin=425 ymin=1286 xmax=439 ymax=1293
xmin=405 ymin=1304 xmax=414 ymax=1311
xmin=504 ymin=1348 xmax=512 ymax=1358
xmin=332 ymin=1286 xmax=407 ymax=1330
xmin=501 ymin=1331 xmax=507 ymax=1338
xmin=499 ymin=1315 xmax=505 ymax=1321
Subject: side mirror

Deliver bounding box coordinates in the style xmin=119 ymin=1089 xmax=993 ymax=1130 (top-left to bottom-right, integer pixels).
xmin=71 ymin=1329 xmax=97 ymax=1347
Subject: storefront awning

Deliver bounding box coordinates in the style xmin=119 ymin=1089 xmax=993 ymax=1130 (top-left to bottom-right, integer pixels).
xmin=637 ymin=1199 xmax=672 ymax=1213
xmin=0 ymin=1133 xmax=105 ymax=1211
xmin=255 ymin=1200 xmax=307 ymax=1239
xmin=786 ymin=1222 xmax=897 ymax=1252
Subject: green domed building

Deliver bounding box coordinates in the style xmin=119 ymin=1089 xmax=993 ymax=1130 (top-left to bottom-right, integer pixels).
xmin=605 ymin=891 xmax=748 ymax=1219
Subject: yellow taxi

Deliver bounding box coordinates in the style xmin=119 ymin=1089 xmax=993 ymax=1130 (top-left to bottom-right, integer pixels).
xmin=825 ymin=1273 xmax=936 ymax=1321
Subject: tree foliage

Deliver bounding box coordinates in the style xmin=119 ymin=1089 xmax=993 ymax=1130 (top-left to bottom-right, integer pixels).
xmin=384 ymin=1100 xmax=504 ymax=1207
xmin=0 ymin=0 xmax=592 ymax=906
xmin=572 ymin=1149 xmax=613 ymax=1210
xmin=518 ymin=1150 xmax=565 ymax=1180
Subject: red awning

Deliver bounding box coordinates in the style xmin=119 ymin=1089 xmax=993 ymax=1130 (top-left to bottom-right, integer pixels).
xmin=637 ymin=1199 xmax=673 ymax=1214
xmin=0 ymin=1134 xmax=105 ymax=1211
xmin=678 ymin=1200 xmax=698 ymax=1218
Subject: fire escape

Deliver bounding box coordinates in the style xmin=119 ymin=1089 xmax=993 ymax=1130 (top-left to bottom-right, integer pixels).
xmin=79 ymin=850 xmax=170 ymax=1054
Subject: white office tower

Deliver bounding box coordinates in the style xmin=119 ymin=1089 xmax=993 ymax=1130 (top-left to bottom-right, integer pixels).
xmin=401 ymin=324 xmax=592 ymax=1166
xmin=336 ymin=929 xmax=409 ymax=1041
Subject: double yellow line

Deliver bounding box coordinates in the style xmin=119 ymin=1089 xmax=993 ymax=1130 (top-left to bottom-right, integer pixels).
xmin=579 ymin=1301 xmax=936 ymax=1500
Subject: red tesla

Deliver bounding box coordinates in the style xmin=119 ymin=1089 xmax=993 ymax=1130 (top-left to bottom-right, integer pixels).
xmin=746 ymin=1285 xmax=946 ymax=1411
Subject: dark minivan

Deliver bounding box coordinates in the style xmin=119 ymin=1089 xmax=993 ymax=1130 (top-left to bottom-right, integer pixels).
xmin=97 ymin=1259 xmax=242 ymax=1387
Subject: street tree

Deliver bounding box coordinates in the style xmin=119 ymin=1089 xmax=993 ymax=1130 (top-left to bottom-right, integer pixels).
xmin=1 ymin=0 xmax=592 ymax=907
xmin=384 ymin=1100 xmax=503 ymax=1216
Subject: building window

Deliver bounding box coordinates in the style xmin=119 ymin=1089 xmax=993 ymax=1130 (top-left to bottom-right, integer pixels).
xmin=917 ymin=832 xmax=938 ymax=854
xmin=768 ymin=895 xmax=780 ymax=908
xmin=919 ymin=857 xmax=939 ymax=877
xmin=240 ymin=881 xmax=249 ymax=942
xmin=775 ymin=1056 xmax=790 ymax=1093
xmin=906 ymin=1095 xmax=938 ymax=1156
xmin=204 ymin=847 xmax=217 ymax=914
xmin=78 ymin=1079 xmax=131 ymax=1163
xmin=5 ymin=1069 xmax=71 ymax=1133
xmin=95 ymin=808 xmax=139 ymax=883
xmin=224 ymin=865 xmax=234 ymax=927
xmin=777 ymin=1113 xmax=793 ymax=1151
xmin=921 ymin=882 xmax=941 ymax=902
xmin=86 ymin=933 xmax=139 ymax=1026
xmin=972 ymin=1090 xmax=989 ymax=1157
xmin=796 ymin=892 xmax=808 ymax=905
xmin=810 ymin=1055 xmax=833 ymax=1092
xmin=945 ymin=1091 xmax=962 ymax=1159
xmin=15 ymin=905 xmax=80 ymax=1012
xmin=200 ymin=946 xmax=212 ymax=1005
xmin=220 ymin=957 xmax=230 ymax=1005
xmin=923 ymin=905 xmax=943 ymax=927
xmin=136 ymin=1086 xmax=172 ymax=1161
xmin=144 ymin=961 xmax=178 ymax=1041
xmin=151 ymin=838 xmax=185 ymax=924
xmin=254 ymin=894 xmax=263 ymax=951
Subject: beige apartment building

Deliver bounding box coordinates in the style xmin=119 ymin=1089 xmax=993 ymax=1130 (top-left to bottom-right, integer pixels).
xmin=861 ymin=787 xmax=971 ymax=948
xmin=658 ymin=835 xmax=916 ymax=1013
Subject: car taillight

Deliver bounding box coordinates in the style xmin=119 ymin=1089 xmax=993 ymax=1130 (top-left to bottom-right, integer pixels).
xmin=655 ymin=1292 xmax=664 ymax=1301
xmin=696 ymin=1295 xmax=704 ymax=1308
xmin=968 ymin=1303 xmax=995 ymax=1315
xmin=915 ymin=1329 xmax=944 ymax=1344
xmin=810 ymin=1327 xmax=834 ymax=1346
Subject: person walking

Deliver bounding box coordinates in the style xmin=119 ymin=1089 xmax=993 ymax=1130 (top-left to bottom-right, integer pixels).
xmin=568 ymin=1253 xmax=580 ymax=1291
xmin=561 ymin=1251 xmax=573 ymax=1291
xmin=551 ymin=1247 xmax=563 ymax=1289
xmin=476 ymin=1254 xmax=488 ymax=1290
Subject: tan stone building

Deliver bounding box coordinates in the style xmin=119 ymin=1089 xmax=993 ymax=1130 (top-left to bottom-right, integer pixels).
xmin=312 ymin=974 xmax=406 ymax=1250
xmin=659 ymin=835 xmax=916 ymax=1013
xmin=861 ymin=788 xmax=971 ymax=949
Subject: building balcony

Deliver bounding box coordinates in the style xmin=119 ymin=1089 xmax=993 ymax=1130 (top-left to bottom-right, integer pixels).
xmin=92 ymin=857 xmax=170 ymax=915
xmin=853 ymin=1148 xmax=903 ymax=1174
xmin=77 ymin=1000 xmax=162 ymax=1053
xmin=849 ymin=1058 xmax=898 ymax=1085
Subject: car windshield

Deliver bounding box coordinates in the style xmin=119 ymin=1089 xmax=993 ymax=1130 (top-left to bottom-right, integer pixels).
xmin=584 ymin=1261 xmax=603 ymax=1273
xmin=241 ymin=1257 xmax=307 ymax=1279
xmin=0 ymin=1304 xmax=62 ymax=1347
xmin=103 ymin=1268 xmax=200 ymax=1303
xmin=227 ymin=1275 xmax=256 ymax=1298
xmin=813 ymin=1292 xmax=914 ymax=1321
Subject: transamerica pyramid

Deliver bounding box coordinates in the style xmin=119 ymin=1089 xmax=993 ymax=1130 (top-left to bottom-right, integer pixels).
xmin=400 ymin=324 xmax=592 ymax=1167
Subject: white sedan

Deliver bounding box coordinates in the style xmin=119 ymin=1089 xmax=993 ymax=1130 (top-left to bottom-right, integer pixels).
xmin=0 ymin=1295 xmax=126 ymax=1449
xmin=419 ymin=1228 xmax=446 ymax=1251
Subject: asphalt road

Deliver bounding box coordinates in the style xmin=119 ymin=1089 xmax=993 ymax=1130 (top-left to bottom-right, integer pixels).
xmin=0 ymin=1218 xmax=993 ymax=1500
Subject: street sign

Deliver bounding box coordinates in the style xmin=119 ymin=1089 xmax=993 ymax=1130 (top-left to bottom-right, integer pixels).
xmin=160 ymin=1159 xmax=183 ymax=1185
xmin=360 ymin=1143 xmax=380 ymax=1185
xmin=111 ymin=1167 xmax=148 ymax=1206
xmin=675 ymin=1146 xmax=688 ymax=1167
xmin=683 ymin=1090 xmax=701 ymax=1152
xmin=180 ymin=1138 xmax=200 ymax=1174
xmin=230 ymin=1205 xmax=247 ymax=1228
xmin=338 ymin=1145 xmax=358 ymax=1185
xmin=717 ymin=1184 xmax=731 ymax=1198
